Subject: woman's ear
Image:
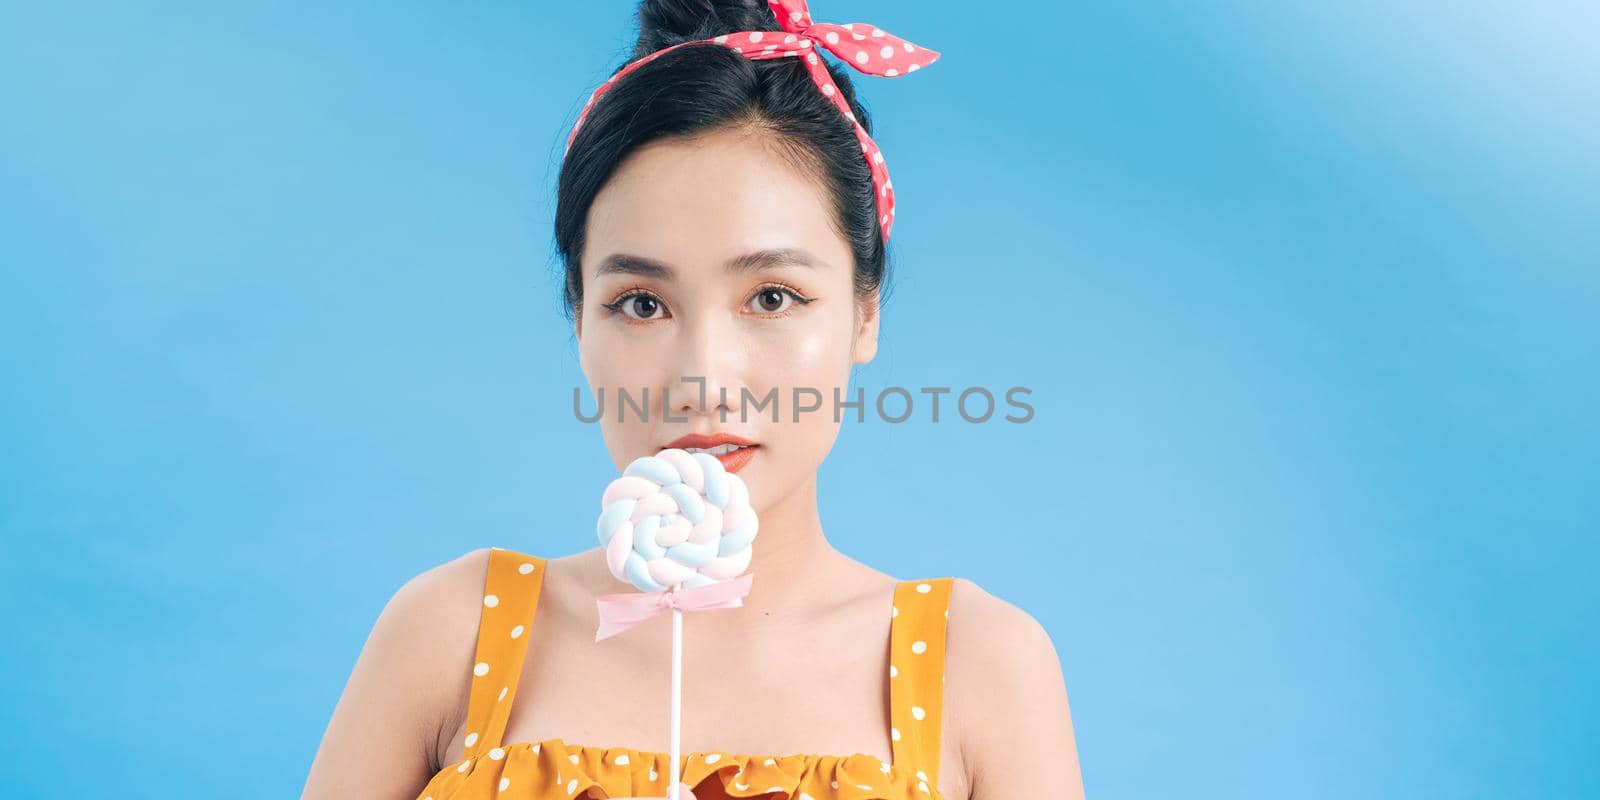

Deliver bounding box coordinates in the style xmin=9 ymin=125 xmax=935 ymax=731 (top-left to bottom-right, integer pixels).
xmin=852 ymin=292 xmax=881 ymax=365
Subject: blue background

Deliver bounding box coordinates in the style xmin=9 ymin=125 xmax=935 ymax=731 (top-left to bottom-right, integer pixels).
xmin=2 ymin=1 xmax=1595 ymax=796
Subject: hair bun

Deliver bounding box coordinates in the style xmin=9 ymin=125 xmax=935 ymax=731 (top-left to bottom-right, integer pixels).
xmin=633 ymin=0 xmax=780 ymax=56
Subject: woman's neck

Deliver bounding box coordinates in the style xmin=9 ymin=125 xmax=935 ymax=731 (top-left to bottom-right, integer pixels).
xmin=734 ymin=472 xmax=847 ymax=616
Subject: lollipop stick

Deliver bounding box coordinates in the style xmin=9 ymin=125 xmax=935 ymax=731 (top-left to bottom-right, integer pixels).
xmin=670 ymin=599 xmax=683 ymax=799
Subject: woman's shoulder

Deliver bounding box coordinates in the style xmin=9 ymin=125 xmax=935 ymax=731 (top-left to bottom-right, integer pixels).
xmin=407 ymin=546 xmax=547 ymax=595
xmin=387 ymin=546 xmax=552 ymax=628
xmin=887 ymin=573 xmax=1054 ymax=663
xmin=389 ymin=547 xmax=498 ymax=619
xmin=361 ymin=548 xmax=551 ymax=703
xmin=943 ymin=576 xmax=1060 ymax=679
xmin=305 ymin=549 xmax=520 ymax=791
xmin=369 ymin=548 xmax=504 ymax=675
xmin=940 ymin=576 xmax=1073 ymax=776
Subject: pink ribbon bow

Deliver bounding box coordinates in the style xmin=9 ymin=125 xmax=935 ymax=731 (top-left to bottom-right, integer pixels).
xmin=564 ymin=0 xmax=941 ymax=243
xmin=595 ymin=571 xmax=756 ymax=642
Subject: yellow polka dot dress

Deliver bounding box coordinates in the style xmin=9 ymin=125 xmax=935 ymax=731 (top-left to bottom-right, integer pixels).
xmin=414 ymin=547 xmax=954 ymax=800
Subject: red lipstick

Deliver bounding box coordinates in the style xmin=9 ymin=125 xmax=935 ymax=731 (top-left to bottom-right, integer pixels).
xmin=663 ymin=433 xmax=760 ymax=474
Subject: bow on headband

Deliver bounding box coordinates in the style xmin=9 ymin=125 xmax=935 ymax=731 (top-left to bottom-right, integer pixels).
xmin=595 ymin=571 xmax=756 ymax=642
xmin=564 ymin=0 xmax=941 ymax=243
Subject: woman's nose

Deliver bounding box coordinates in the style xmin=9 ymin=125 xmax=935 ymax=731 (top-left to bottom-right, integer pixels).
xmin=670 ymin=314 xmax=746 ymax=420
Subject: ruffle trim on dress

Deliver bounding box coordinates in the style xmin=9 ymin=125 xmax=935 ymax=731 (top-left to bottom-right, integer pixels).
xmin=417 ymin=737 xmax=940 ymax=800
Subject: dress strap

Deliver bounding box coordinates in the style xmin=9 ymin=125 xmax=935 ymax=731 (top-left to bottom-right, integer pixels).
xmin=461 ymin=547 xmax=547 ymax=760
xmin=888 ymin=576 xmax=954 ymax=789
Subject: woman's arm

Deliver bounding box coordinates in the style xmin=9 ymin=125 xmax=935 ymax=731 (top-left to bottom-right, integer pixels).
xmin=301 ymin=549 xmax=488 ymax=800
xmin=948 ymin=579 xmax=1085 ymax=800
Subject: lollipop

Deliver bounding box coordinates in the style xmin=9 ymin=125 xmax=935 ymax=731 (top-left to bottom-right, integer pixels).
xmin=596 ymin=447 xmax=759 ymax=596
xmin=593 ymin=447 xmax=759 ymax=800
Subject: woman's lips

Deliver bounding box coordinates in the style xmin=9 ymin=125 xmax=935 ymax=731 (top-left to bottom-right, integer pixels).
xmin=713 ymin=444 xmax=758 ymax=474
xmin=664 ymin=433 xmax=760 ymax=473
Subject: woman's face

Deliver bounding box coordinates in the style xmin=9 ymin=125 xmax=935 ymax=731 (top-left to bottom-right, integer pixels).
xmin=576 ymin=126 xmax=879 ymax=512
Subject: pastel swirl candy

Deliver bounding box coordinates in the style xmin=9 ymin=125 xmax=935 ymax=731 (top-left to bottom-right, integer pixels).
xmin=596 ymin=448 xmax=758 ymax=592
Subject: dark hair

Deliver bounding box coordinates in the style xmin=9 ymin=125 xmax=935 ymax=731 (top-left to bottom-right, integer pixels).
xmin=555 ymin=0 xmax=892 ymax=324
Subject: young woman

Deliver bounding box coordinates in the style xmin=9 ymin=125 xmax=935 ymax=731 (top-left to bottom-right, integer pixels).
xmin=302 ymin=2 xmax=1083 ymax=798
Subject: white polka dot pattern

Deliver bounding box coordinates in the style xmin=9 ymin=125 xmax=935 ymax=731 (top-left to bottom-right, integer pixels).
xmin=458 ymin=549 xmax=544 ymax=764
xmin=421 ymin=548 xmax=954 ymax=800
xmin=562 ymin=0 xmax=942 ymax=243
xmin=889 ymin=576 xmax=954 ymax=793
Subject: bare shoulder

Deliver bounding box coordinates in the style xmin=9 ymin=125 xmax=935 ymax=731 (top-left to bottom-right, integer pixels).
xmin=300 ymin=548 xmax=494 ymax=799
xmin=946 ymin=577 xmax=1059 ymax=664
xmin=382 ymin=547 xmax=496 ymax=656
xmin=944 ymin=578 xmax=1084 ymax=800
xmin=384 ymin=547 xmax=502 ymax=734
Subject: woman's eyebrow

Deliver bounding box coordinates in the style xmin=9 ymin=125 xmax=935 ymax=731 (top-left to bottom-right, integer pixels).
xmin=724 ymin=247 xmax=826 ymax=274
xmin=594 ymin=248 xmax=826 ymax=280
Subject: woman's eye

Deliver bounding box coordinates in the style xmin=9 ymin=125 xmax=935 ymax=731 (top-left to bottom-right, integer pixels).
xmin=749 ymin=287 xmax=798 ymax=315
xmin=620 ymin=293 xmax=665 ymax=320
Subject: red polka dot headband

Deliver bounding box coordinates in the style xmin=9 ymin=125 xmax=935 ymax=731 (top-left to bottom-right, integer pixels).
xmin=564 ymin=0 xmax=942 ymax=243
